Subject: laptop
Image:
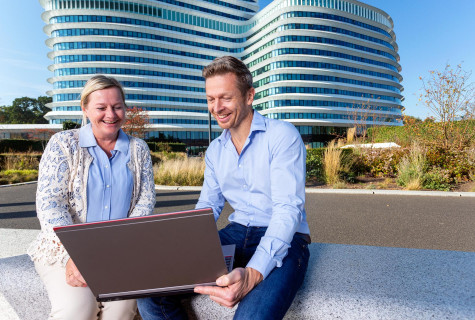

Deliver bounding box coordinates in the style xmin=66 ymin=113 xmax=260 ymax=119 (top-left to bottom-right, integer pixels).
xmin=54 ymin=208 xmax=233 ymax=302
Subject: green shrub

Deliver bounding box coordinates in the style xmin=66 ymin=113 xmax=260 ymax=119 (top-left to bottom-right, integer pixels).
xmin=367 ymin=126 xmax=412 ymax=147
xmin=340 ymin=148 xmax=369 ymax=181
xmin=368 ymin=120 xmax=475 ymax=150
xmin=0 ymin=169 xmax=38 ymax=185
xmin=62 ymin=121 xmax=80 ymax=130
xmin=362 ymin=148 xmax=408 ymax=177
xmin=0 ymin=153 xmax=41 ymax=171
xmin=422 ymin=167 xmax=452 ymax=191
xmin=306 ymin=148 xmax=325 ymax=182
xmin=146 ymin=142 xmax=187 ymax=153
xmin=426 ymin=147 xmax=474 ymax=182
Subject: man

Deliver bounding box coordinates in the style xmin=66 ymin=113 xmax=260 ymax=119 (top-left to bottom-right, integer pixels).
xmin=138 ymin=56 xmax=311 ymax=320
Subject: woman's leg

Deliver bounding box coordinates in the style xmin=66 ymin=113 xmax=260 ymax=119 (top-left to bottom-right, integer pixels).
xmin=35 ymin=261 xmax=100 ymax=320
xmin=101 ymin=299 xmax=137 ymax=320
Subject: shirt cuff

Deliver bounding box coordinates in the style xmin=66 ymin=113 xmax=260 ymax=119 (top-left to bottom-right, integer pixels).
xmin=246 ymin=248 xmax=277 ymax=280
xmin=61 ymin=253 xmax=71 ymax=268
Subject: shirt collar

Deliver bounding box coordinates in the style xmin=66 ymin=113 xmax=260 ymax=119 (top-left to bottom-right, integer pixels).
xmin=79 ymin=124 xmax=97 ymax=148
xmin=114 ymin=129 xmax=130 ymax=155
xmin=79 ymin=123 xmax=129 ymax=155
xmin=217 ymin=110 xmax=267 ymax=146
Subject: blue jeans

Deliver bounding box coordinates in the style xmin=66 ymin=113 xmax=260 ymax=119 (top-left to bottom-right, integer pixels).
xmin=137 ymin=223 xmax=310 ymax=320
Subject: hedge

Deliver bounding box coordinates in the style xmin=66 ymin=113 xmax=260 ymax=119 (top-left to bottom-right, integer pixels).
xmin=146 ymin=142 xmax=187 ymax=153
xmin=0 ymin=140 xmax=48 ymax=153
xmin=0 ymin=139 xmax=187 ymax=153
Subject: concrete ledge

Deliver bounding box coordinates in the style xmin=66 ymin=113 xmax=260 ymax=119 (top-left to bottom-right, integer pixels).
xmin=1 ymin=244 xmax=473 ymax=319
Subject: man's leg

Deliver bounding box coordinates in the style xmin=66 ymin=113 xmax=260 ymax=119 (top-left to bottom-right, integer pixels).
xmin=218 ymin=223 xmax=250 ymax=269
xmin=233 ymin=232 xmax=310 ymax=320
xmin=137 ymin=223 xmax=248 ymax=320
xmin=137 ymin=295 xmax=189 ymax=320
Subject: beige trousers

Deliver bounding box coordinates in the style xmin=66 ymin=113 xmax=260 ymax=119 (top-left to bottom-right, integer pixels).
xmin=35 ymin=261 xmax=137 ymax=320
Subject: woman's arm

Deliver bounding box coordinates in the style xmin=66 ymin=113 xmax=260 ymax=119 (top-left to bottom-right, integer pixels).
xmin=129 ymin=139 xmax=156 ymax=217
xmin=34 ymin=133 xmax=74 ymax=266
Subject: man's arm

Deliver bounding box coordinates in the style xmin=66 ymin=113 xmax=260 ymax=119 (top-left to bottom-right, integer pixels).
xmin=246 ymin=125 xmax=306 ymax=278
xmin=195 ymin=147 xmax=225 ymax=220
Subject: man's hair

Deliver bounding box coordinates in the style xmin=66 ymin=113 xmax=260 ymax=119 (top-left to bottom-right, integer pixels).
xmin=80 ymin=75 xmax=126 ymax=126
xmin=202 ymin=56 xmax=253 ymax=95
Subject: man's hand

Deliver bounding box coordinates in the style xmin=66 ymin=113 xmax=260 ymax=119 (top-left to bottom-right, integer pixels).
xmin=65 ymin=258 xmax=87 ymax=287
xmin=194 ymin=267 xmax=263 ymax=308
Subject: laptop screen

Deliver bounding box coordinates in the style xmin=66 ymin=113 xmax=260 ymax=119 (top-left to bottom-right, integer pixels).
xmin=54 ymin=208 xmax=230 ymax=301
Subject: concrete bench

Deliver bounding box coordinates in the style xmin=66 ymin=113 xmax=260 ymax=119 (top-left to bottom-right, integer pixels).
xmin=1 ymin=243 xmax=473 ymax=320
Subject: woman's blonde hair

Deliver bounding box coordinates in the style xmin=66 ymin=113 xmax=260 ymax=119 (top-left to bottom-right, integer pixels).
xmin=80 ymin=75 xmax=126 ymax=126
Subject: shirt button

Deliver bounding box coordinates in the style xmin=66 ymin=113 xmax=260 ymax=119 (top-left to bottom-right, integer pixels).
xmin=105 ymin=206 xmax=108 ymax=209
xmin=106 ymin=185 xmax=110 ymax=188
xmin=243 ymin=185 xmax=247 ymax=189
xmin=105 ymin=165 xmax=109 ymax=168
xmin=239 ymin=164 xmax=242 ymax=168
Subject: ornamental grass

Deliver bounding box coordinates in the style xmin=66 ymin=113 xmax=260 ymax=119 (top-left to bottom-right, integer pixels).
xmin=154 ymin=157 xmax=205 ymax=186
xmin=323 ymin=140 xmax=343 ymax=186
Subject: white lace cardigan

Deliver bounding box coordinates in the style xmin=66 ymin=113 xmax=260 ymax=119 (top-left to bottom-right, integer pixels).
xmin=28 ymin=129 xmax=156 ymax=266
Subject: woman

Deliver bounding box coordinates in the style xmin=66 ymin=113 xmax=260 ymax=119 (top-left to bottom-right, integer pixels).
xmin=28 ymin=75 xmax=156 ymax=319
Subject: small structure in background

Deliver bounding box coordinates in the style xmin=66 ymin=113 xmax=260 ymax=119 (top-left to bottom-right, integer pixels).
xmin=341 ymin=142 xmax=401 ymax=149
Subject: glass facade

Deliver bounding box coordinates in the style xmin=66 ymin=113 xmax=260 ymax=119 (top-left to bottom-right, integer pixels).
xmin=40 ymin=0 xmax=403 ymax=146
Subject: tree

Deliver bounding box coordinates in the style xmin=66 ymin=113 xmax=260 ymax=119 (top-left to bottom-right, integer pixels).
xmin=122 ymin=106 xmax=149 ymax=139
xmin=0 ymin=96 xmax=51 ymax=124
xmin=419 ymin=64 xmax=475 ymax=149
xmin=403 ymin=115 xmax=422 ymax=125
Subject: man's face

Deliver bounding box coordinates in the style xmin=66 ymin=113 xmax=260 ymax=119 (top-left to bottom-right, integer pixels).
xmin=205 ymin=72 xmax=254 ymax=131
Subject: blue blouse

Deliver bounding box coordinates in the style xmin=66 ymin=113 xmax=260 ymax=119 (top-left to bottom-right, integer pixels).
xmin=79 ymin=124 xmax=133 ymax=222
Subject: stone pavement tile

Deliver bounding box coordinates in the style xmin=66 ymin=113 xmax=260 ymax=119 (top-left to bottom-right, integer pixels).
xmin=0 ymin=292 xmax=20 ymax=320
xmin=0 ymin=229 xmax=39 ymax=259
xmin=0 ymin=255 xmax=49 ymax=320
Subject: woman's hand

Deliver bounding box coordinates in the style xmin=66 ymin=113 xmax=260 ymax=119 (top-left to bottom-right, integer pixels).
xmin=65 ymin=259 xmax=87 ymax=287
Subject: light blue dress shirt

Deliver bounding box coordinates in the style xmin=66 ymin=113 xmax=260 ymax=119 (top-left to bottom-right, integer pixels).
xmin=196 ymin=111 xmax=310 ymax=279
xmin=79 ymin=124 xmax=133 ymax=223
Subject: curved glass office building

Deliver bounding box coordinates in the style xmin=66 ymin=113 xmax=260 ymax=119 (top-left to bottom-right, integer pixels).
xmin=40 ymin=0 xmax=403 ymax=146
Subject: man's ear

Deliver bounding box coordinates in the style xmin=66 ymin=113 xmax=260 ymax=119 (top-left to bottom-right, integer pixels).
xmin=246 ymin=87 xmax=255 ymax=106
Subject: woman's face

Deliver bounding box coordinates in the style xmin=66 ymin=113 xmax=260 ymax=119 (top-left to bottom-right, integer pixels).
xmin=83 ymin=87 xmax=126 ymax=140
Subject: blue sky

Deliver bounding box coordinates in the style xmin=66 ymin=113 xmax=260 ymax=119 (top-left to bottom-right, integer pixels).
xmin=0 ymin=1 xmax=474 ymax=120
